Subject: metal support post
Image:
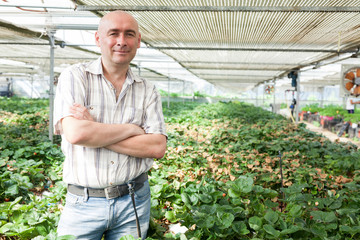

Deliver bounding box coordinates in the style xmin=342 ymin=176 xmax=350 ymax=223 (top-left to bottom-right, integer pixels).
xmin=167 ymin=77 xmax=170 ymax=108
xmin=262 ymin=84 xmax=265 ymax=108
xmin=182 ymin=80 xmax=185 ymax=104
xmin=273 ymin=79 xmax=276 ymax=113
xmin=48 ymin=30 xmax=56 ymax=143
xmin=295 ymin=72 xmax=301 ymax=124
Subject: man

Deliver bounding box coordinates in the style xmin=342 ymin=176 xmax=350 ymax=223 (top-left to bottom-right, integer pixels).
xmin=53 ymin=10 xmax=167 ymax=239
xmin=346 ymin=93 xmax=360 ymax=114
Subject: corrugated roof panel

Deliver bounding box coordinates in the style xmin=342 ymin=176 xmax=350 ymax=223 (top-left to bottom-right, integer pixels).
xmin=3 ymin=0 xmax=360 ymax=92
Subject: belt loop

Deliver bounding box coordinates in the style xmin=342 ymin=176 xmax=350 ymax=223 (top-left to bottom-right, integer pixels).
xmin=83 ymin=187 xmax=89 ymax=202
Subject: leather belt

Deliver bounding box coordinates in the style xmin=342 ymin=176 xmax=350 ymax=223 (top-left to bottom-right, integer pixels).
xmin=67 ymin=172 xmax=148 ymax=200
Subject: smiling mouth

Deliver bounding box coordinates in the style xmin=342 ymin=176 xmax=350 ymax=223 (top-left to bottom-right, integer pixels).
xmin=114 ymin=50 xmax=128 ymax=54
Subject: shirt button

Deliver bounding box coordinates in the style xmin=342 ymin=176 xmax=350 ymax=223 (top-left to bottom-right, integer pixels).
xmin=111 ymin=161 xmax=114 ymax=165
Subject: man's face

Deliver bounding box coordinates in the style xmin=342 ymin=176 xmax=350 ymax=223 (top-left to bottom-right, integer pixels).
xmin=95 ymin=12 xmax=141 ymax=67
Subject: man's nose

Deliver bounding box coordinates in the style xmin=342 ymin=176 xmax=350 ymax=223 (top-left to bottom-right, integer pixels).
xmin=116 ymin=35 xmax=126 ymax=46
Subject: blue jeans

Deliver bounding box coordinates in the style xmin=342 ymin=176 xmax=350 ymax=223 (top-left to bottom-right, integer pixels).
xmin=57 ymin=180 xmax=151 ymax=240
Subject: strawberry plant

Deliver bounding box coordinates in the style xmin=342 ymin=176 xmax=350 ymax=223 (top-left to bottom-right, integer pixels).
xmin=1 ymin=98 xmax=360 ymax=239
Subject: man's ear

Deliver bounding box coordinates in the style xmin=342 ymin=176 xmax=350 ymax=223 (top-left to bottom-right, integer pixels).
xmin=95 ymin=32 xmax=101 ymax=47
xmin=137 ymin=33 xmax=141 ymax=48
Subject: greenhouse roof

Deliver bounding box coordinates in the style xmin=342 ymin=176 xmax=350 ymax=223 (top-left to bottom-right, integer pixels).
xmin=1 ymin=0 xmax=360 ymax=94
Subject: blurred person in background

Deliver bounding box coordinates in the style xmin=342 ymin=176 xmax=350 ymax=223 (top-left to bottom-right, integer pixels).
xmin=338 ymin=93 xmax=360 ymax=137
xmin=346 ymin=93 xmax=360 ymax=113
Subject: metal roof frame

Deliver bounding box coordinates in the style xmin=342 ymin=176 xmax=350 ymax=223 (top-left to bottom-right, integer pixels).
xmin=2 ymin=0 xmax=360 ymax=95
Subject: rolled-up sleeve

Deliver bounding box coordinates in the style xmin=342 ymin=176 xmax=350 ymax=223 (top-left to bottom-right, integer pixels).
xmin=143 ymin=85 xmax=167 ymax=137
xmin=53 ymin=65 xmax=86 ymax=135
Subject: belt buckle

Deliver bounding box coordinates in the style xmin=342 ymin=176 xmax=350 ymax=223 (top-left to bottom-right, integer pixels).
xmin=104 ymin=186 xmax=120 ymax=199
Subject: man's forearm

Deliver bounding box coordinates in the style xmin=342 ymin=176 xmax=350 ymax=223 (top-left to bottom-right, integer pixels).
xmin=106 ymin=134 xmax=167 ymax=159
xmin=62 ymin=116 xmax=145 ymax=148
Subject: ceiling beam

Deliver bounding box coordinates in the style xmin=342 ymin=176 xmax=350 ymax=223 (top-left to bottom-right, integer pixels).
xmin=23 ymin=24 xmax=98 ymax=31
xmin=4 ymin=4 xmax=359 ymax=13
xmin=207 ymin=79 xmax=265 ymax=83
xmin=2 ymin=41 xmax=351 ymax=54
xmin=76 ymin=5 xmax=360 ymax=12
xmin=0 ymin=56 xmax=98 ymax=60
xmin=0 ymin=11 xmax=97 ymax=17
xmin=153 ymin=46 xmax=355 ymax=53
xmin=0 ymin=4 xmax=74 ymax=10
xmin=190 ymin=66 xmax=288 ymax=71
xmin=198 ymin=74 xmax=277 ymax=78
xmin=181 ymin=61 xmax=307 ymax=66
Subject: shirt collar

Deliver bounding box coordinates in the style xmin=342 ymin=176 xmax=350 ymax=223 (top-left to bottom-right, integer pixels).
xmin=86 ymin=57 xmax=143 ymax=83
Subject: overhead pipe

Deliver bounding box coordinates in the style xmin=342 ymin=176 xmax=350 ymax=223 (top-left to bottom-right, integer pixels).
xmin=150 ymin=46 xmax=356 ymax=53
xmin=0 ymin=4 xmax=74 ymax=10
xmin=2 ymin=4 xmax=360 ymax=12
xmin=76 ymin=5 xmax=360 ymax=12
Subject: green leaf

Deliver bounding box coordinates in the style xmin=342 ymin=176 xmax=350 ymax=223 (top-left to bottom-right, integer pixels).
xmin=0 ymin=222 xmax=15 ymax=234
xmin=9 ymin=197 xmax=22 ymax=210
xmin=228 ymin=188 xmax=240 ymax=198
xmin=310 ymin=224 xmax=327 ymax=238
xmin=165 ymin=211 xmax=177 ymax=223
xmin=289 ymin=205 xmax=302 ymax=217
xmin=339 ymin=225 xmax=352 ymax=233
xmin=249 ymin=216 xmax=262 ymax=231
xmin=264 ymin=210 xmax=278 ymax=225
xmin=179 ymin=233 xmax=187 ymax=240
xmin=151 ymin=184 xmax=164 ymax=198
xmin=35 ymin=224 xmax=48 ymax=236
xmin=336 ymin=208 xmax=359 ymax=215
xmin=232 ymin=221 xmax=250 ymax=235
xmin=5 ymin=184 xmax=19 ymax=196
xmin=56 ymin=235 xmax=78 ymax=240
xmin=12 ymin=210 xmax=24 ymax=224
xmin=232 ymin=176 xmax=254 ymax=194
xmin=278 ymin=218 xmax=287 ymax=230
xmin=189 ymin=194 xmax=199 ymax=205
xmin=280 ymin=225 xmax=303 ymax=235
xmin=217 ymin=212 xmax=234 ymax=229
xmin=325 ymin=223 xmax=338 ymax=230
xmin=173 ymin=180 xmax=181 ymax=190
xmin=264 ymin=199 xmax=278 ymax=209
xmin=310 ymin=211 xmax=337 ymax=223
xmin=263 ymin=224 xmax=280 ymax=237
xmin=181 ymin=193 xmax=191 ymax=207
xmin=18 ymin=226 xmax=36 ymax=238
xmin=329 ymin=199 xmax=342 ymax=210
xmin=198 ymin=194 xmax=212 ymax=204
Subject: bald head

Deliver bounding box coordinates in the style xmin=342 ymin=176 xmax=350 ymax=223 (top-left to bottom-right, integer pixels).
xmin=98 ymin=11 xmax=139 ymax=34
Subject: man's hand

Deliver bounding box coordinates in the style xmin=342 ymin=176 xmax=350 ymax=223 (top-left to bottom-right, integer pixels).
xmin=69 ymin=103 xmax=94 ymax=121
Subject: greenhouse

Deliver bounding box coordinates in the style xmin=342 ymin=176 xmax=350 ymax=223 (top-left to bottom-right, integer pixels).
xmin=1 ymin=1 xmax=360 ymax=239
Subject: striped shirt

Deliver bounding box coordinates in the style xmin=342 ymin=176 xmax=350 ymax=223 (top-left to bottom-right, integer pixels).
xmin=53 ymin=57 xmax=166 ymax=188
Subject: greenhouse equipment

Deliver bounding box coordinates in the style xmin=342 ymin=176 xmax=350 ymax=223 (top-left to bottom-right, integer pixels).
xmin=264 ymin=85 xmax=275 ymax=95
xmin=341 ymin=66 xmax=360 ymax=95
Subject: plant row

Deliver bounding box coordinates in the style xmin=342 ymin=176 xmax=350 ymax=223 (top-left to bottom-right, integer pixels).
xmin=0 ymin=97 xmax=359 ymax=239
